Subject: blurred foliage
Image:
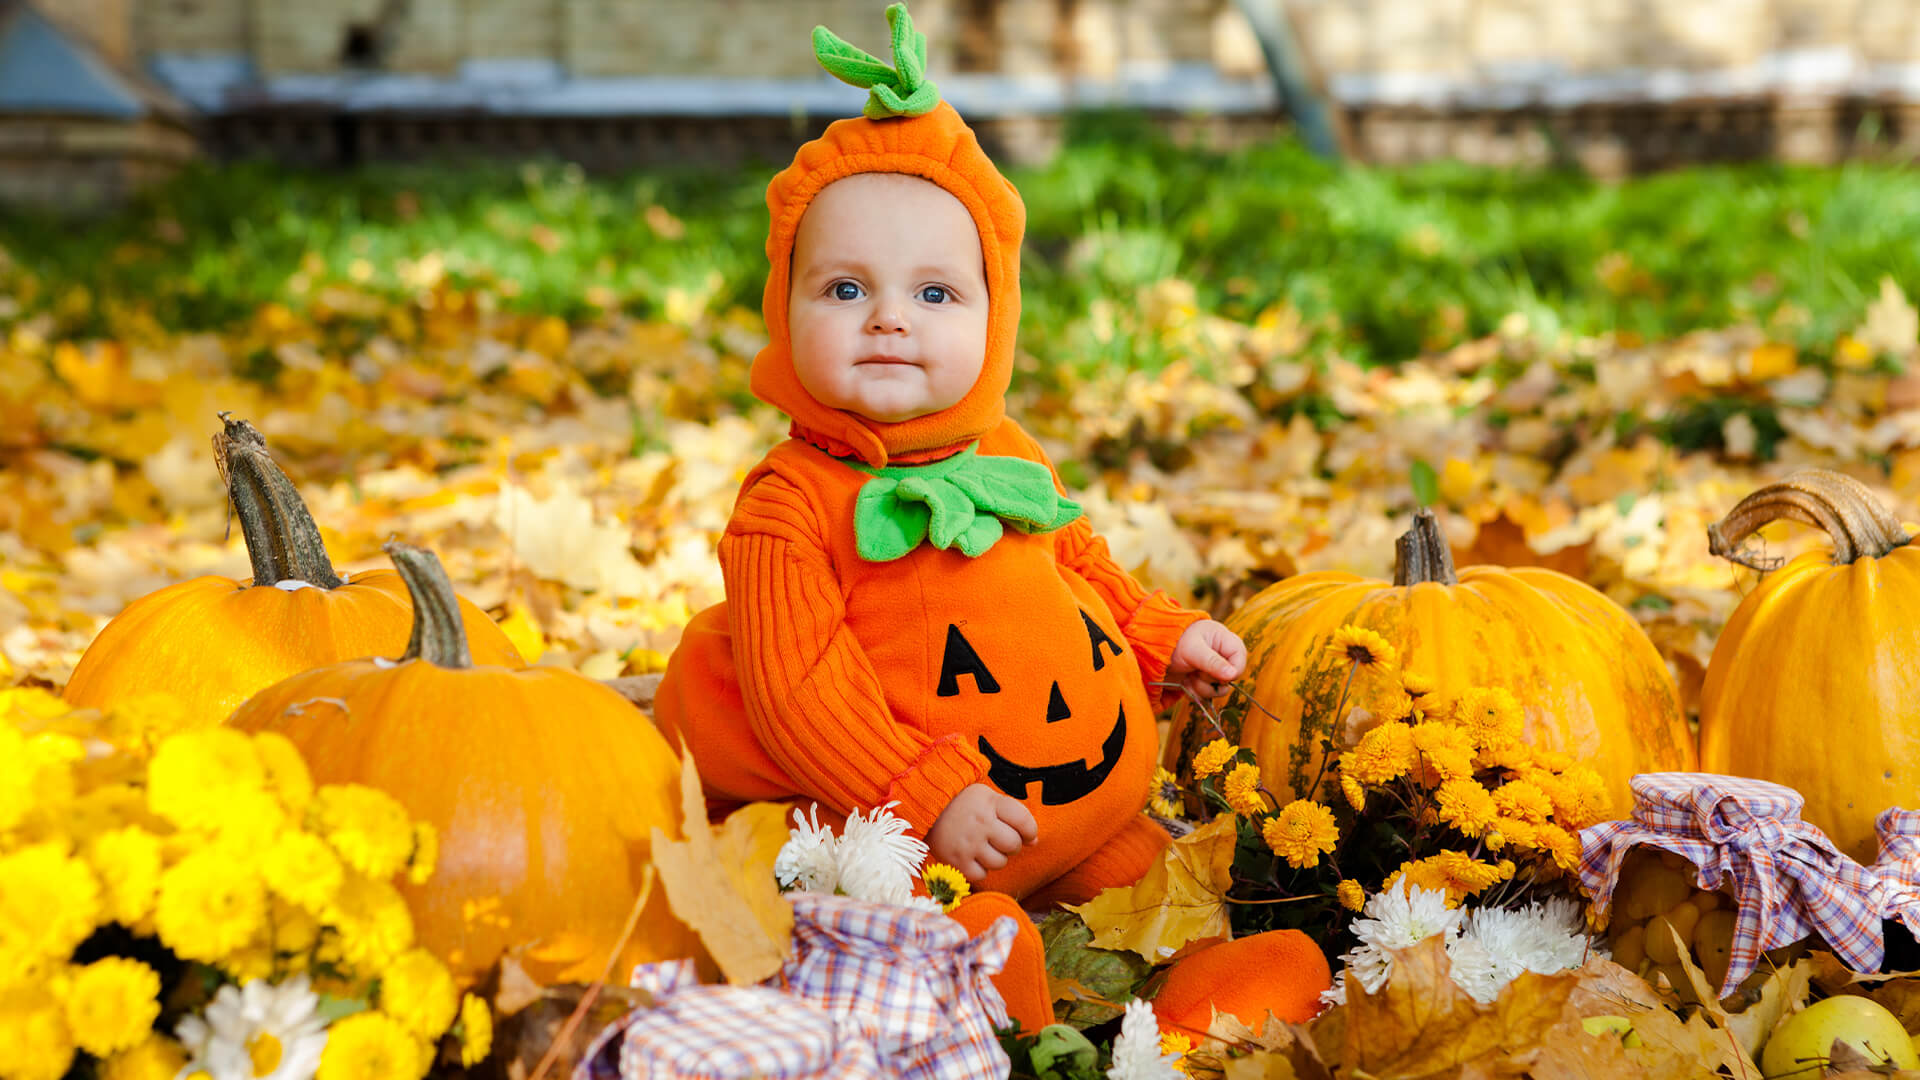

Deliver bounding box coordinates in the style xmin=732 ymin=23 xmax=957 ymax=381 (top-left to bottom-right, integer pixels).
xmin=7 ymin=111 xmax=1920 ymax=376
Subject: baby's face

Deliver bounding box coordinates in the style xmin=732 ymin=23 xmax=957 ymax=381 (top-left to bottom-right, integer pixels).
xmin=788 ymin=173 xmax=989 ymax=424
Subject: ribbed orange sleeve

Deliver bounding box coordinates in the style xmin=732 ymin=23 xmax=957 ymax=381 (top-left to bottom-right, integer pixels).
xmin=1052 ymin=513 xmax=1207 ymax=712
xmin=721 ymin=475 xmax=990 ymax=833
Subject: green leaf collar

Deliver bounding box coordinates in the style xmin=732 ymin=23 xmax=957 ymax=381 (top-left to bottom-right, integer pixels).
xmin=813 ymin=3 xmax=942 ymax=119
xmin=849 ymin=445 xmax=1083 ymax=562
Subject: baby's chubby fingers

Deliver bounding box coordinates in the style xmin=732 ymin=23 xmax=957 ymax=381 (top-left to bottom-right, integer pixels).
xmin=995 ymin=796 xmax=1039 ymax=844
xmin=986 ymin=817 xmax=1025 ymax=856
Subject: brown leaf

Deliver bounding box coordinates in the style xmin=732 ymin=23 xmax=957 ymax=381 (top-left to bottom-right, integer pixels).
xmin=1455 ymin=510 xmax=1594 ymax=579
xmin=1341 ymin=936 xmax=1574 ymax=1078
xmin=1563 ymin=956 xmax=1760 ymax=1079
xmin=648 ymin=755 xmax=793 ymax=984
xmin=1724 ymin=959 xmax=1813 ymax=1060
xmin=1066 ymin=813 xmax=1235 ymax=962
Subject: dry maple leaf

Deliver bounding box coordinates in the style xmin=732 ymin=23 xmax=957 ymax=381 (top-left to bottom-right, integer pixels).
xmin=1339 ymin=936 xmax=1575 ymax=1078
xmin=1066 ymin=813 xmax=1235 ymax=962
xmin=648 ymin=756 xmax=794 ymax=984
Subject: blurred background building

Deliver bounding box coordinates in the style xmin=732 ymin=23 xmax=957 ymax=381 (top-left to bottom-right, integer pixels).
xmin=12 ymin=0 xmax=1920 ymax=206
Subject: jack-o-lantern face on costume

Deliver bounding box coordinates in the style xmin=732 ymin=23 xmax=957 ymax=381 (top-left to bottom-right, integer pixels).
xmin=940 ymin=610 xmax=1131 ymax=806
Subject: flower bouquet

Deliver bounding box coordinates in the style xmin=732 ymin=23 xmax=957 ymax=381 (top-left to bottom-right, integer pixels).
xmin=0 ymin=687 xmax=490 ymax=1080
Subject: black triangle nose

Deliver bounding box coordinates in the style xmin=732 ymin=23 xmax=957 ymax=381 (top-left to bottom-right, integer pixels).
xmin=1046 ymin=681 xmax=1072 ymax=723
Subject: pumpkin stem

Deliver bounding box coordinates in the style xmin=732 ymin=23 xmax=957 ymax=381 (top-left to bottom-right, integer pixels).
xmin=1393 ymin=508 xmax=1458 ymax=586
xmin=1707 ymin=469 xmax=1911 ymax=570
xmin=214 ymin=413 xmax=343 ymax=589
xmin=386 ymin=542 xmax=473 ymax=669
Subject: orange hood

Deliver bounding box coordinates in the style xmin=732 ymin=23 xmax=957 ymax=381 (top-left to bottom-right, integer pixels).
xmin=750 ymin=100 xmax=1026 ymax=467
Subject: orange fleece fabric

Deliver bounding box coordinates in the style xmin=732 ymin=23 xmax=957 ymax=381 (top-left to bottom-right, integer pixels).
xmin=653 ymin=419 xmax=1202 ymax=901
xmin=750 ymin=100 xmax=1024 ymax=467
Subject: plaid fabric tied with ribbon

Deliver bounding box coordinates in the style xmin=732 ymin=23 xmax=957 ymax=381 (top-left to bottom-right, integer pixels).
xmin=573 ymin=894 xmax=1015 ymax=1080
xmin=1578 ymin=772 xmax=1887 ymax=998
xmin=1872 ymin=807 xmax=1920 ymax=935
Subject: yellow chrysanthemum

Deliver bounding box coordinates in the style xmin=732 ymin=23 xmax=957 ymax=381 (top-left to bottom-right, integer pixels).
xmin=380 ymin=948 xmax=459 ymax=1039
xmin=102 ymin=693 xmax=193 ymax=753
xmin=0 ymin=725 xmax=38 ymax=832
xmin=261 ymin=830 xmax=345 ymax=913
xmin=1343 ymin=722 xmax=1414 ymax=785
xmin=154 ymin=848 xmax=264 ymax=964
xmin=1451 ymin=687 xmax=1524 ymax=750
xmin=0 ymin=687 xmax=70 ymax=722
xmin=1337 ymin=879 xmax=1366 ymax=912
xmin=146 ymin=728 xmax=268 ymax=834
xmin=1261 ymin=800 xmax=1339 ymax=870
xmin=1400 ymin=670 xmax=1435 ymax=696
xmin=1492 ymin=780 xmax=1553 ymax=825
xmin=1476 ymin=740 xmax=1534 ymax=773
xmin=323 ymin=875 xmax=415 ymax=973
xmin=1535 ymin=824 xmax=1581 ymax=872
xmin=0 ymin=986 xmax=75 ymax=1080
xmin=1555 ymin=766 xmax=1612 ymax=830
xmin=1363 ymin=683 xmax=1415 ymax=725
xmin=1434 ymin=779 xmax=1498 ymax=838
xmin=252 ymin=732 xmax=315 ymax=813
xmin=1340 ymin=774 xmax=1366 ymax=812
xmin=1486 ymin=816 xmax=1538 ymax=852
xmin=1408 ymin=722 xmax=1476 ymax=783
xmin=86 ymin=827 xmax=163 ymax=927
xmin=1327 ymin=625 xmax=1398 ymax=671
xmin=1220 ymin=763 xmax=1266 ymax=816
xmin=0 ymin=843 xmax=102 ymax=980
xmin=99 ymin=1033 xmax=189 ymax=1080
xmin=922 ymin=863 xmax=971 ymax=913
xmin=0 ymin=730 xmax=83 ymax=835
xmin=406 ymin=823 xmax=438 ymax=887
xmin=316 ymin=1011 xmax=424 ymax=1080
xmin=1192 ymin=739 xmax=1236 ymax=780
xmin=1532 ymin=748 xmax=1575 ymax=772
xmin=1390 ymin=850 xmax=1510 ymax=903
xmin=272 ymin=898 xmax=321 ymax=957
xmin=311 ymin=785 xmax=415 ymax=882
xmin=1160 ymin=1030 xmax=1193 ymax=1061
xmin=457 ymin=993 xmax=492 ymax=1068
xmin=61 ymin=957 xmax=160 ymax=1057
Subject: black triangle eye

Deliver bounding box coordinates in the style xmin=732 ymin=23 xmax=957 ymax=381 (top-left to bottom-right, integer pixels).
xmin=937 ymin=624 xmax=1000 ymax=696
xmin=1046 ymin=681 xmax=1071 ymax=723
xmin=1082 ymin=610 xmax=1123 ymax=671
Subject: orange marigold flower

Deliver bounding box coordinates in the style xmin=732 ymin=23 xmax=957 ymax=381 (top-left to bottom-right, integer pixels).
xmin=1493 ymin=779 xmax=1553 ymax=824
xmin=1261 ymin=799 xmax=1339 ymax=869
xmin=1452 ymin=686 xmax=1524 ymax=750
xmin=1344 ymin=722 xmax=1415 ymax=785
xmin=1327 ymin=625 xmax=1398 ymax=671
xmin=1221 ymin=763 xmax=1266 ymax=816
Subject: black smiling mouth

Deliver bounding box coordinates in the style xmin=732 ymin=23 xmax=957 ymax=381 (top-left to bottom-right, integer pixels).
xmin=977 ymin=706 xmax=1126 ymax=806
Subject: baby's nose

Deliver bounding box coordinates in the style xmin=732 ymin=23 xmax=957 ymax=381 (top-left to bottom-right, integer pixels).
xmin=869 ymin=304 xmax=907 ymax=332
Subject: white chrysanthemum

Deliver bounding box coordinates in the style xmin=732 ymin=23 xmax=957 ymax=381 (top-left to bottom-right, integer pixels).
xmin=176 ymin=973 xmax=329 ymax=1080
xmin=1326 ymin=881 xmax=1464 ymax=1002
xmin=1106 ymin=999 xmax=1183 ymax=1080
xmin=773 ymin=804 xmax=840 ymax=894
xmin=1448 ymin=897 xmax=1594 ymax=1003
xmin=1319 ymin=972 xmax=1349 ymax=1008
xmin=835 ymin=802 xmax=929 ymax=905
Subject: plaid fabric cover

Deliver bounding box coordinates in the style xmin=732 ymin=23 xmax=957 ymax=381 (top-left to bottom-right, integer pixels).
xmin=572 ymin=959 xmax=884 ymax=1080
xmin=1578 ymin=772 xmax=1887 ymax=997
xmin=1873 ymin=807 xmax=1920 ymax=935
xmin=775 ymin=893 xmax=1015 ymax=1080
xmin=574 ymin=895 xmax=1016 ymax=1080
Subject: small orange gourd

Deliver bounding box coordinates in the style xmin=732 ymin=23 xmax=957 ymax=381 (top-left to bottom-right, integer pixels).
xmin=228 ymin=543 xmax=696 ymax=986
xmin=1167 ymin=510 xmax=1694 ymax=814
xmin=1152 ymin=930 xmax=1330 ymax=1036
xmin=1699 ymin=470 xmax=1920 ymax=862
xmin=62 ymin=415 xmax=520 ymax=724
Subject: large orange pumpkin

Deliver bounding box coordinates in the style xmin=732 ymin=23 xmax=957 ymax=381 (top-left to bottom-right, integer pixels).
xmin=229 ymin=542 xmax=696 ymax=986
xmin=1166 ymin=510 xmax=1694 ymax=814
xmin=62 ymin=415 xmax=519 ymax=724
xmin=1698 ymin=470 xmax=1920 ymax=862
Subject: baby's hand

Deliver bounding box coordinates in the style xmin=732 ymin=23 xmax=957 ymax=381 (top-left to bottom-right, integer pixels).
xmin=1169 ymin=619 xmax=1247 ymax=700
xmin=927 ymin=783 xmax=1038 ymax=881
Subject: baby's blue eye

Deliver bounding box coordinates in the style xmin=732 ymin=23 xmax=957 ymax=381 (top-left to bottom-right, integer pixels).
xmin=919 ymin=285 xmax=949 ymax=304
xmin=831 ymin=281 xmax=862 ymax=301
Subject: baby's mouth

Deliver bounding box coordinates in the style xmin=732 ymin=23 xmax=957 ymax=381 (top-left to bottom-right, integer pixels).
xmin=857 ymin=355 xmax=916 ymax=366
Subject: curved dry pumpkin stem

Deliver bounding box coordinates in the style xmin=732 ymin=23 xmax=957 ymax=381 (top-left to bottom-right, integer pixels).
xmin=1707 ymin=469 xmax=1911 ymax=570
xmin=214 ymin=412 xmax=343 ymax=589
xmin=1393 ymin=508 xmax=1458 ymax=586
xmin=386 ymin=541 xmax=473 ymax=669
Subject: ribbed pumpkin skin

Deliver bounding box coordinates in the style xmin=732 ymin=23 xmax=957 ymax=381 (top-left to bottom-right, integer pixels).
xmin=62 ymin=569 xmax=522 ymax=726
xmin=1698 ymin=547 xmax=1920 ymax=862
xmin=229 ymin=658 xmax=696 ymax=986
xmin=1174 ymin=566 xmax=1695 ymax=815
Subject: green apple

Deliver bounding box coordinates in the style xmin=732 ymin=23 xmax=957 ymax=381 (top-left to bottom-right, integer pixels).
xmin=1759 ymin=996 xmax=1919 ymax=1078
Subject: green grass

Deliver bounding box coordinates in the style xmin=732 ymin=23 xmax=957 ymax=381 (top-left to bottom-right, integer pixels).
xmin=5 ymin=109 xmax=1919 ymax=375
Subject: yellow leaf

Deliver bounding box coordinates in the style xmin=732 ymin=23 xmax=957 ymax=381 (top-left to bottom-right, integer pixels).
xmin=1745 ymin=342 xmax=1798 ymax=380
xmin=1342 ymin=936 xmax=1573 ymax=1076
xmin=496 ymin=606 xmax=547 ymax=664
xmin=1067 ymin=814 xmax=1235 ymax=962
xmin=648 ymin=755 xmax=793 ymax=984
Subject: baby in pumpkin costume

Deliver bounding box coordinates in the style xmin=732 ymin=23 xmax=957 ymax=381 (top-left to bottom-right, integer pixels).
xmin=655 ymin=3 xmax=1243 ymax=929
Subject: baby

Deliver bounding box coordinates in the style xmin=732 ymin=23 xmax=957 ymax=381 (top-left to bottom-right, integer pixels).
xmin=654 ymin=5 xmax=1245 ymax=911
